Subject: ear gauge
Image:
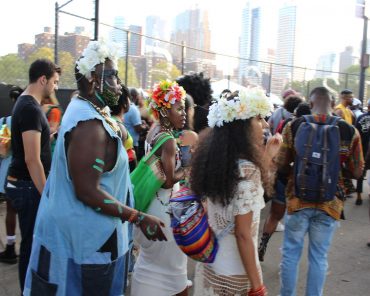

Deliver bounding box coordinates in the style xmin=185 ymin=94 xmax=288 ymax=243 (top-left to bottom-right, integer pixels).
xmin=159 ymin=108 xmax=167 ymax=118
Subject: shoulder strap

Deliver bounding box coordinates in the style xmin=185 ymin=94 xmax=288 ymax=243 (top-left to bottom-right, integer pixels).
xmin=144 ymin=134 xmax=174 ymax=161
xmin=217 ymin=221 xmax=235 ymax=240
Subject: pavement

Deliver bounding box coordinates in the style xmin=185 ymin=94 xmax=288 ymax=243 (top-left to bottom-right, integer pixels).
xmin=1 ymin=187 xmax=370 ymax=296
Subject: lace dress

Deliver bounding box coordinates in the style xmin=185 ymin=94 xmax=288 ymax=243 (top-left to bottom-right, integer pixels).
xmin=131 ymin=135 xmax=188 ymax=295
xmin=193 ymin=159 xmax=265 ymax=296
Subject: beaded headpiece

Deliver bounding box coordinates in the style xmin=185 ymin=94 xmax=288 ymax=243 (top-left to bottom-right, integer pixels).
xmin=207 ymin=87 xmax=273 ymax=128
xmin=148 ymin=80 xmax=186 ymax=119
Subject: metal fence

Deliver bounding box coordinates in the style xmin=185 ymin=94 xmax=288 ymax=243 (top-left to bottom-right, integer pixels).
xmin=0 ymin=6 xmax=369 ymax=101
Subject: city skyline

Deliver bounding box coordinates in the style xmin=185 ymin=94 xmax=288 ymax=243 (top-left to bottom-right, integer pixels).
xmin=0 ymin=0 xmax=365 ymax=72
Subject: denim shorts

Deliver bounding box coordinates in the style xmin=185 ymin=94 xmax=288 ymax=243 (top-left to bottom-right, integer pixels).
xmin=272 ymin=178 xmax=286 ymax=205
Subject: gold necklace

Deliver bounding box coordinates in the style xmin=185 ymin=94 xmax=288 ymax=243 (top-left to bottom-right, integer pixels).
xmin=77 ymin=95 xmax=121 ymax=135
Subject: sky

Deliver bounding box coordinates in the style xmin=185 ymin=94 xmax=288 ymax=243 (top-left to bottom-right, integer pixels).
xmin=0 ymin=0 xmax=366 ymax=71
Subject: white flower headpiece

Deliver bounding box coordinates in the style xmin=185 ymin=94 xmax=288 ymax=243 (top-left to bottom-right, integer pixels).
xmin=76 ymin=38 xmax=120 ymax=79
xmin=207 ymin=87 xmax=273 ymax=128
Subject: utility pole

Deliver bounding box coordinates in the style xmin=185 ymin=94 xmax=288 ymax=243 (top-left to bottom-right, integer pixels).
xmin=94 ymin=0 xmax=99 ymax=40
xmin=54 ymin=0 xmax=74 ymax=65
xmin=358 ymin=0 xmax=369 ymax=103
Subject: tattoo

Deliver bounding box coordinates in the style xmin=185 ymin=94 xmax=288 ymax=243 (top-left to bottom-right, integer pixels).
xmin=92 ymin=165 xmax=103 ymax=172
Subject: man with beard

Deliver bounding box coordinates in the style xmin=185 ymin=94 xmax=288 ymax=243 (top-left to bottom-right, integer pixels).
xmin=5 ymin=59 xmax=60 ymax=291
xmin=22 ymin=40 xmax=166 ymax=296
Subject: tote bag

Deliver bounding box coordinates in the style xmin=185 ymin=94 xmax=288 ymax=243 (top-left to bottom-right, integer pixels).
xmin=131 ymin=133 xmax=173 ymax=212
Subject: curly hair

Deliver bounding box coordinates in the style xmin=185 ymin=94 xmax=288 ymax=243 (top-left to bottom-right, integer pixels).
xmin=176 ymin=72 xmax=213 ymax=133
xmin=283 ymin=95 xmax=303 ymax=113
xmin=110 ymin=84 xmax=131 ymax=115
xmin=190 ymin=119 xmax=267 ymax=206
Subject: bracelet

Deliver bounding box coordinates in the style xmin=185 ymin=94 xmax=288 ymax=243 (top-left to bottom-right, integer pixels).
xmin=135 ymin=212 xmax=145 ymax=225
xmin=128 ymin=209 xmax=138 ymax=223
xmin=248 ymin=285 xmax=267 ymax=296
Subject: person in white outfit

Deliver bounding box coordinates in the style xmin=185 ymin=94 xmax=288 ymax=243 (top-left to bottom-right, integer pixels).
xmin=190 ymin=89 xmax=282 ymax=296
xmin=131 ymin=80 xmax=189 ymax=296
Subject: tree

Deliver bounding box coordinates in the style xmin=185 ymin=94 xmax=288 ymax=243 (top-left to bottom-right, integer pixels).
xmin=117 ymin=59 xmax=139 ymax=87
xmin=27 ymin=47 xmax=54 ymax=64
xmin=150 ymin=61 xmax=181 ymax=85
xmin=58 ymin=51 xmax=76 ymax=89
xmin=0 ymin=54 xmax=27 ymax=87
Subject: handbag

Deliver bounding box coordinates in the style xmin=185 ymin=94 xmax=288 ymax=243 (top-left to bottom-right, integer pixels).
xmin=169 ymin=186 xmax=234 ymax=263
xmin=0 ymin=117 xmax=11 ymax=158
xmin=131 ymin=133 xmax=174 ymax=212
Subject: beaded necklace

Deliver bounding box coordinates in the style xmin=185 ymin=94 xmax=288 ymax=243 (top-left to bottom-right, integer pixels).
xmin=77 ymin=95 xmax=121 ymax=135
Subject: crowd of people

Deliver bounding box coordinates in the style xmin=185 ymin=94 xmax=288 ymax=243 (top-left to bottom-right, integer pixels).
xmin=0 ymin=38 xmax=369 ymax=296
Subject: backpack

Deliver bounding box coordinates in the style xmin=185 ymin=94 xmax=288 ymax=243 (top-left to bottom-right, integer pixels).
xmin=0 ymin=116 xmax=12 ymax=158
xmin=169 ymin=186 xmax=234 ymax=263
xmin=294 ymin=115 xmax=341 ymax=203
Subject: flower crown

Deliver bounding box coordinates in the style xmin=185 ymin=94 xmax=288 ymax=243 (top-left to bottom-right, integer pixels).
xmin=148 ymin=80 xmax=186 ymax=119
xmin=208 ymin=87 xmax=273 ymax=128
xmin=76 ymin=39 xmax=120 ymax=79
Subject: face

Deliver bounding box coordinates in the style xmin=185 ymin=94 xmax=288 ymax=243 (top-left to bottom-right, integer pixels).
xmin=166 ymin=100 xmax=186 ymax=130
xmin=250 ymin=115 xmax=269 ymax=146
xmin=42 ymin=72 xmax=59 ymax=99
xmin=342 ymin=94 xmax=354 ymax=106
xmin=94 ymin=59 xmax=122 ymax=105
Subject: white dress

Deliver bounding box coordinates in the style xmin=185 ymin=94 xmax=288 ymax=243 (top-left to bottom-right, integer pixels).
xmin=193 ymin=160 xmax=265 ymax=296
xmin=131 ymin=139 xmax=188 ymax=296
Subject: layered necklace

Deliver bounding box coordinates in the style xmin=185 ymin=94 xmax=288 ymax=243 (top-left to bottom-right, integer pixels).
xmin=77 ymin=95 xmax=121 ymax=135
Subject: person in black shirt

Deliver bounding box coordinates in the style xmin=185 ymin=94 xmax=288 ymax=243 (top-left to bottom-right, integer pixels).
xmin=355 ymin=99 xmax=370 ymax=206
xmin=5 ymin=59 xmax=60 ymax=292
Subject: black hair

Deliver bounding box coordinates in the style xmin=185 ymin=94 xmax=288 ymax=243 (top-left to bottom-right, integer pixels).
xmin=9 ymin=85 xmax=23 ymax=102
xmin=110 ymin=84 xmax=131 ymax=116
xmin=309 ymin=86 xmax=330 ymax=98
xmin=190 ymin=119 xmax=267 ymax=206
xmin=295 ymin=102 xmax=311 ymax=117
xmin=129 ymin=88 xmax=139 ymax=105
xmin=283 ymin=95 xmax=303 ymax=113
xmin=184 ymin=94 xmax=195 ymax=130
xmin=340 ymin=89 xmax=353 ymax=95
xmin=176 ymin=73 xmax=213 ymax=133
xmin=29 ymin=59 xmax=61 ymax=83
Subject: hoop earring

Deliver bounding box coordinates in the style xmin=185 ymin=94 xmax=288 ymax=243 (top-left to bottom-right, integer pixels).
xmin=162 ymin=117 xmax=171 ymax=129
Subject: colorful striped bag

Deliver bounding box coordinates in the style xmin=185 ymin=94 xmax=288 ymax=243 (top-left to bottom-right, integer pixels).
xmin=169 ymin=187 xmax=233 ymax=263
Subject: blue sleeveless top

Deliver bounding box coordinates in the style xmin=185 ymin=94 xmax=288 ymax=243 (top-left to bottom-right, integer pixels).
xmin=33 ymin=98 xmax=132 ymax=263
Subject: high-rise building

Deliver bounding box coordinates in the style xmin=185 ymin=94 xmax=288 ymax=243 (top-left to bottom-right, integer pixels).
xmin=35 ymin=27 xmax=55 ymax=49
xmin=238 ymin=1 xmax=275 ymax=87
xmin=145 ymin=16 xmax=168 ymax=47
xmin=271 ymin=2 xmax=305 ymax=94
xmin=171 ymin=7 xmax=214 ymax=62
xmin=129 ymin=25 xmax=142 ymax=56
xmin=339 ymin=46 xmax=359 ymax=73
xmin=315 ymin=53 xmax=338 ymax=80
xmin=111 ymin=16 xmax=127 ymax=57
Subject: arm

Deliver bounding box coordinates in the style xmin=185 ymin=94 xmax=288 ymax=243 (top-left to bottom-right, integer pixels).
xmin=334 ymin=108 xmax=343 ymax=119
xmin=160 ymin=138 xmax=185 ymax=189
xmin=22 ymin=131 xmax=46 ymax=194
xmin=67 ymin=119 xmax=166 ymax=241
xmin=235 ymin=212 xmax=263 ymax=290
xmin=276 ymin=122 xmax=295 ymax=176
xmin=345 ymin=128 xmax=364 ymax=179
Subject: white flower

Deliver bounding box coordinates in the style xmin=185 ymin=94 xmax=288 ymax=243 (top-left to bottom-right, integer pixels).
xmin=76 ymin=38 xmax=120 ymax=78
xmin=207 ymin=87 xmax=272 ymax=128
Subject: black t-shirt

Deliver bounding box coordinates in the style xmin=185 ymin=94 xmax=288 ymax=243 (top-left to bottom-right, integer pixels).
xmin=8 ymin=95 xmax=51 ymax=180
xmin=355 ymin=112 xmax=370 ymax=154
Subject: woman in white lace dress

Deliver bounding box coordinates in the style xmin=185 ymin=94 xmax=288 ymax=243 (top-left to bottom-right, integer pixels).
xmin=190 ymin=89 xmax=282 ymax=296
xmin=131 ymin=81 xmax=189 ymax=296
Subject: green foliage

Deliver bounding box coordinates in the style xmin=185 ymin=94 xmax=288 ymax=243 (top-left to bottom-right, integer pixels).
xmin=0 ymin=54 xmax=28 ymax=87
xmin=117 ymin=59 xmax=139 ymax=87
xmin=150 ymin=61 xmax=181 ymax=85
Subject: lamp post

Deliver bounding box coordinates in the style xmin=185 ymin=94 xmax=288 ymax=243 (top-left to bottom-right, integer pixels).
xmin=359 ymin=0 xmax=369 ymax=103
xmin=54 ymin=0 xmax=74 ymax=65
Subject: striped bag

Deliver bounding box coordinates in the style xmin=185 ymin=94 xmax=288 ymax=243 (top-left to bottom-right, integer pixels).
xmin=169 ymin=187 xmax=233 ymax=263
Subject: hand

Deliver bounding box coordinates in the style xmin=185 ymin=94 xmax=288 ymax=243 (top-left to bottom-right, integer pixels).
xmin=265 ymin=133 xmax=283 ymax=160
xmin=139 ymin=213 xmax=167 ymax=241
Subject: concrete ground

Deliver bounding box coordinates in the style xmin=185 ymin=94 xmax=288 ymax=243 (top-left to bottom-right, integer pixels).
xmin=1 ymin=189 xmax=370 ymax=296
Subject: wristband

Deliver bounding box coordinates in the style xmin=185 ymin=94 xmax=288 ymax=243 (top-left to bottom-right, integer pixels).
xmin=248 ymin=285 xmax=267 ymax=296
xmin=135 ymin=212 xmax=145 ymax=225
xmin=128 ymin=209 xmax=138 ymax=223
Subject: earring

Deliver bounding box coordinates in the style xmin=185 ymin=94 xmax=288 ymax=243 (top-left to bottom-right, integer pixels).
xmin=162 ymin=117 xmax=171 ymax=129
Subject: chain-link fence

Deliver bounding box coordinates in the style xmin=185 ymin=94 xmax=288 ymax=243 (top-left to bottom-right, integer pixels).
xmin=0 ymin=7 xmax=369 ymax=101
